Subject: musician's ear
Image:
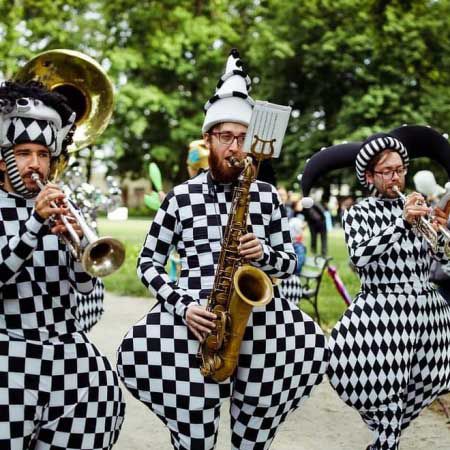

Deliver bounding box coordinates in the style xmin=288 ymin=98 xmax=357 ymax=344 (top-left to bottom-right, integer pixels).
xmin=203 ymin=132 xmax=212 ymax=149
xmin=365 ymin=170 xmax=374 ymax=185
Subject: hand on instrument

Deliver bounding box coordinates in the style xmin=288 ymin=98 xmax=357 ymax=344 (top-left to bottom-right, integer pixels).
xmin=430 ymin=206 xmax=449 ymax=231
xmin=404 ymin=192 xmax=430 ymax=226
xmin=50 ymin=213 xmax=84 ymax=239
xmin=185 ymin=304 xmax=216 ymax=342
xmin=35 ymin=183 xmax=67 ymax=221
xmin=239 ymin=233 xmax=263 ymax=261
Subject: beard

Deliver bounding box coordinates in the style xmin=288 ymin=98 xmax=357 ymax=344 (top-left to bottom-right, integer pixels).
xmin=376 ymin=178 xmax=405 ymax=198
xmin=209 ymin=150 xmax=241 ymax=183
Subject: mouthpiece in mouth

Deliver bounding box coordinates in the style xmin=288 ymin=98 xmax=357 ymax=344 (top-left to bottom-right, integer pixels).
xmin=228 ymin=157 xmax=243 ymax=168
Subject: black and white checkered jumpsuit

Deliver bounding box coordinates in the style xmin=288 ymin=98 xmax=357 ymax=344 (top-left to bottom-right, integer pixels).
xmin=328 ymin=196 xmax=450 ymax=450
xmin=0 ymin=189 xmax=125 ymax=450
xmin=117 ymin=171 xmax=328 ymax=450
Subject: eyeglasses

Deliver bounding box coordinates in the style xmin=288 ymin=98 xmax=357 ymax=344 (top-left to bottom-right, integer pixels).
xmin=209 ymin=132 xmax=246 ymax=147
xmin=373 ymin=167 xmax=407 ymax=180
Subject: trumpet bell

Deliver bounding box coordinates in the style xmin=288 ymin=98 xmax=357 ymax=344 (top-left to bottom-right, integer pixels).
xmin=14 ymin=49 xmax=114 ymax=153
xmin=82 ymin=236 xmax=126 ymax=278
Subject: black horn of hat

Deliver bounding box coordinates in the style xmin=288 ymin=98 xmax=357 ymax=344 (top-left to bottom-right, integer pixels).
xmin=300 ymin=142 xmax=361 ymax=206
xmin=300 ymin=125 xmax=450 ymax=206
xmin=390 ymin=125 xmax=450 ymax=178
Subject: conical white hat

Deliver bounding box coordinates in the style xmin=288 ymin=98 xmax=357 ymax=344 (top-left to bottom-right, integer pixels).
xmin=202 ymin=49 xmax=254 ymax=133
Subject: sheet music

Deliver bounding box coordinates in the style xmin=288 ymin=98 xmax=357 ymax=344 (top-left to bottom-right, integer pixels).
xmin=243 ymin=100 xmax=292 ymax=158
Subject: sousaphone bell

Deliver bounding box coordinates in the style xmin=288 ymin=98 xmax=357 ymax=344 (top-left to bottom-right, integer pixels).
xmin=15 ymin=49 xmax=125 ymax=277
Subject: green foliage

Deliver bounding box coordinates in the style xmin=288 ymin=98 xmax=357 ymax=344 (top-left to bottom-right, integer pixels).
xmin=3 ymin=1 xmax=450 ymax=193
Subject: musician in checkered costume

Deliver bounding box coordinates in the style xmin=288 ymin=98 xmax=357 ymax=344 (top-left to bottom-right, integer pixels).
xmin=0 ymin=80 xmax=124 ymax=449
xmin=302 ymin=128 xmax=450 ymax=450
xmin=117 ymin=49 xmax=328 ymax=450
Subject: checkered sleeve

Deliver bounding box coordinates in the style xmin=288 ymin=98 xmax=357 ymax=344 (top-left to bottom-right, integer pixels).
xmin=252 ymin=194 xmax=297 ymax=279
xmin=137 ymin=191 xmax=196 ymax=320
xmin=0 ymin=209 xmax=45 ymax=286
xmin=68 ymin=256 xmax=97 ymax=295
xmin=343 ymin=204 xmax=408 ymax=268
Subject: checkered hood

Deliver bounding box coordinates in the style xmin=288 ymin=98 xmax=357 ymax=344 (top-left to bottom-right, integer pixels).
xmin=356 ymin=134 xmax=409 ymax=196
xmin=0 ymin=97 xmax=75 ymax=157
xmin=5 ymin=116 xmax=57 ymax=149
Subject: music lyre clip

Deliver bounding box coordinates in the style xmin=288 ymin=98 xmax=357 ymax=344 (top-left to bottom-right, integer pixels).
xmin=243 ymin=100 xmax=292 ymax=160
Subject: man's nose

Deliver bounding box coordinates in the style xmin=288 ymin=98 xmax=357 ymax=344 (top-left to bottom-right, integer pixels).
xmin=29 ymin=153 xmax=40 ymax=168
xmin=228 ymin=137 xmax=240 ymax=152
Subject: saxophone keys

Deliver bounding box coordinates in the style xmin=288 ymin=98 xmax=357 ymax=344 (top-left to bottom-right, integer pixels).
xmin=206 ymin=334 xmax=220 ymax=351
xmin=213 ymin=354 xmax=223 ymax=370
xmin=216 ymin=292 xmax=228 ymax=304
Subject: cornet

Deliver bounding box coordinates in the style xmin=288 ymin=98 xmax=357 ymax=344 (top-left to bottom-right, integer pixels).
xmin=393 ymin=185 xmax=450 ymax=256
xmin=32 ymin=173 xmax=126 ymax=277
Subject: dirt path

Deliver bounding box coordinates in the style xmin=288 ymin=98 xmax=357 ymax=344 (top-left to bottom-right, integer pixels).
xmin=89 ymin=293 xmax=450 ymax=450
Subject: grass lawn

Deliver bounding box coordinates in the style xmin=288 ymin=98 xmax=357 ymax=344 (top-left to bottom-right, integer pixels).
xmin=98 ymin=218 xmax=360 ymax=329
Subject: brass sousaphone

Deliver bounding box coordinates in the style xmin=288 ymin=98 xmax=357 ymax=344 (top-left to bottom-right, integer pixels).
xmin=14 ymin=49 xmax=125 ymax=277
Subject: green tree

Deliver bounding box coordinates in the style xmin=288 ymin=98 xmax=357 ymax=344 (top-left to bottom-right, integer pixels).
xmin=243 ymin=0 xmax=450 ymax=190
xmin=3 ymin=0 xmax=450 ymax=194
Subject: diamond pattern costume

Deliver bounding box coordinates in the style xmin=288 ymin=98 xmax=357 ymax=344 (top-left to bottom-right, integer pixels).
xmin=117 ymin=171 xmax=328 ymax=450
xmin=75 ymin=279 xmax=105 ymax=332
xmin=0 ymin=189 xmax=125 ymax=449
xmin=327 ymin=196 xmax=450 ymax=450
xmin=279 ymin=275 xmax=302 ymax=305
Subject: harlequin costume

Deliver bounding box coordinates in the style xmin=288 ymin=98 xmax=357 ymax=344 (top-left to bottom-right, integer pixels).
xmin=301 ymin=126 xmax=450 ymax=450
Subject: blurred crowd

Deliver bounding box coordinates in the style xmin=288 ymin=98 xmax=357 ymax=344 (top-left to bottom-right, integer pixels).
xmin=276 ymin=186 xmax=354 ymax=260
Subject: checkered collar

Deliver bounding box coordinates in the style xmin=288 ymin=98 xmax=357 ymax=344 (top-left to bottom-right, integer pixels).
xmin=0 ymin=186 xmax=36 ymax=206
xmin=375 ymin=196 xmax=404 ymax=206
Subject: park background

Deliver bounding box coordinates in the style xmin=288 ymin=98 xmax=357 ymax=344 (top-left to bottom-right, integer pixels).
xmin=1 ymin=0 xmax=447 ymax=325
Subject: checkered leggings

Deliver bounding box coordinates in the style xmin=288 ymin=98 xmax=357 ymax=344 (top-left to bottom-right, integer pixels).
xmin=327 ymin=289 xmax=450 ymax=450
xmin=117 ymin=297 xmax=328 ymax=450
xmin=0 ymin=332 xmax=125 ymax=450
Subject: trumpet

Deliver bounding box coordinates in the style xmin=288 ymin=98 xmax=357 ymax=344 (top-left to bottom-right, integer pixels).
xmin=393 ymin=185 xmax=450 ymax=256
xmin=32 ymin=173 xmax=126 ymax=277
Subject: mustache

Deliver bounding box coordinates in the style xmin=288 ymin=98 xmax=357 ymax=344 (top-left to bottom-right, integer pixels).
xmin=209 ymin=153 xmax=241 ymax=183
